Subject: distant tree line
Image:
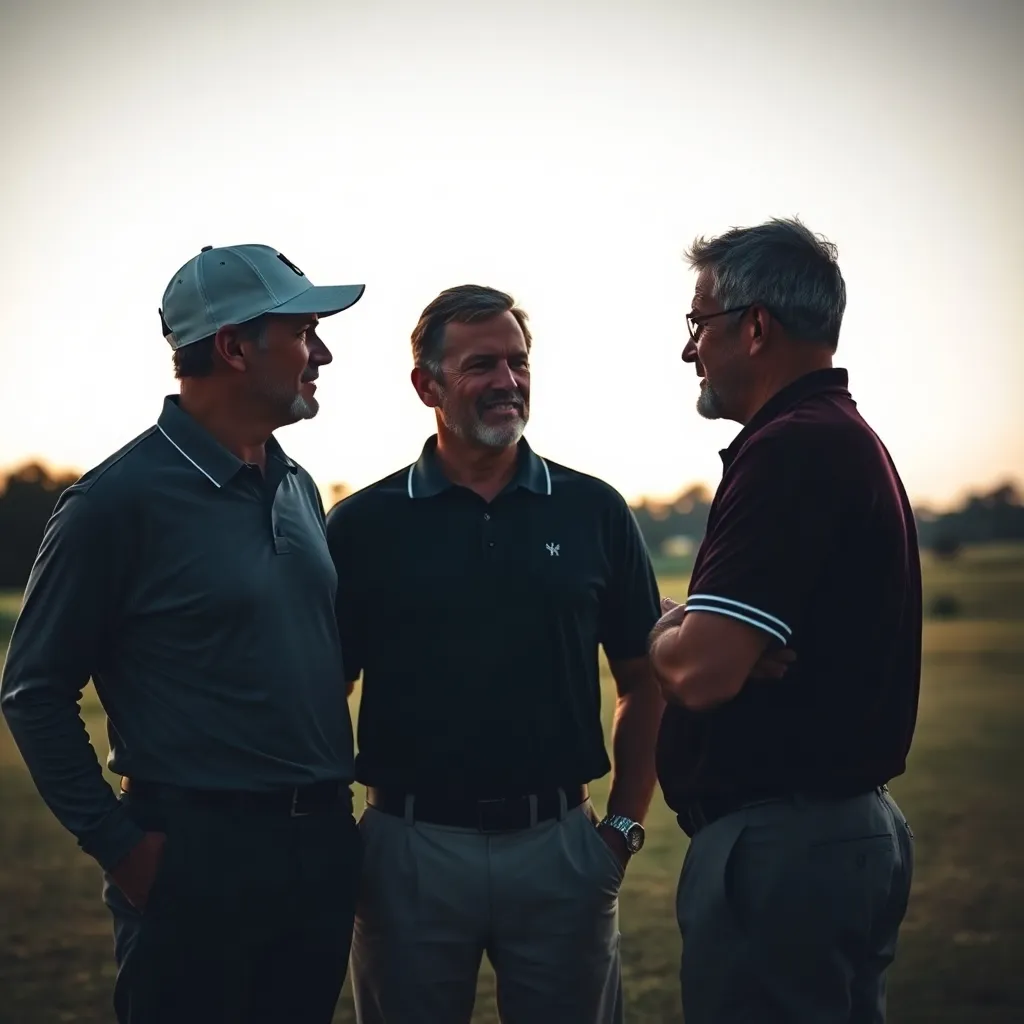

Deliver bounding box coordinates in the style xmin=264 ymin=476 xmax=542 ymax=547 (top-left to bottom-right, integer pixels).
xmin=630 ymin=485 xmax=714 ymax=559
xmin=0 ymin=462 xmax=1022 ymax=589
xmin=631 ymin=480 xmax=1024 ymax=561
xmin=0 ymin=463 xmax=81 ymax=591
xmin=914 ymin=483 xmax=1024 ymax=553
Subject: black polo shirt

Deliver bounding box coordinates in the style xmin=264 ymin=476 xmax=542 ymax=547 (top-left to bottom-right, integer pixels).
xmin=0 ymin=396 xmax=355 ymax=872
xmin=325 ymin=435 xmax=661 ymax=797
xmin=655 ymin=368 xmax=922 ymax=814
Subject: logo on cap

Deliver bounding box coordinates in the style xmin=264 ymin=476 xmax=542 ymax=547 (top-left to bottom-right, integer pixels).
xmin=277 ymin=252 xmax=305 ymax=277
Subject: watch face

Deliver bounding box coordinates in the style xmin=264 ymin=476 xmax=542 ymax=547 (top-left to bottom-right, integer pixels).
xmin=626 ymin=823 xmax=645 ymax=854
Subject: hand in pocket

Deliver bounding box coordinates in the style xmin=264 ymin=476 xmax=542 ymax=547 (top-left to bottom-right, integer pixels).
xmin=110 ymin=831 xmax=168 ymax=911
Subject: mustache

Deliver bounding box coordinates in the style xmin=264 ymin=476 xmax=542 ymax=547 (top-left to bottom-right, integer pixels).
xmin=478 ymin=390 xmax=525 ymax=410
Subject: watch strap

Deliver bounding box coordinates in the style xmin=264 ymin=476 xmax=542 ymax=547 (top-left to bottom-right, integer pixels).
xmin=600 ymin=813 xmax=638 ymax=835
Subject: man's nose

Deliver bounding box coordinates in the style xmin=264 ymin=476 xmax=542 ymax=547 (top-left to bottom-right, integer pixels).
xmin=492 ymin=361 xmax=519 ymax=389
xmin=682 ymin=338 xmax=698 ymax=363
xmin=309 ymin=330 xmax=333 ymax=366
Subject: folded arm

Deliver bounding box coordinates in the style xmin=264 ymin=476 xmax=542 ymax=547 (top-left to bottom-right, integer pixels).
xmin=650 ymin=607 xmax=776 ymax=711
xmin=650 ymin=432 xmax=841 ymax=711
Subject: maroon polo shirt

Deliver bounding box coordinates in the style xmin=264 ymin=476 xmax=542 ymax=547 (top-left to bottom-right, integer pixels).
xmin=655 ymin=368 xmax=922 ymax=815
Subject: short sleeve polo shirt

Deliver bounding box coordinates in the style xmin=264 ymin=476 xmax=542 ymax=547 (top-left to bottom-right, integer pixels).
xmin=325 ymin=435 xmax=662 ymax=797
xmin=655 ymin=368 xmax=923 ymax=812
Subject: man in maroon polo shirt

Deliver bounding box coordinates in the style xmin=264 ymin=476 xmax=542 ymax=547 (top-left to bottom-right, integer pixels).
xmin=650 ymin=217 xmax=920 ymax=1024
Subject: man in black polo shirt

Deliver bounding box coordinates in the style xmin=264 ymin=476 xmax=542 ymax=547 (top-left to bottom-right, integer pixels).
xmin=1 ymin=244 xmax=366 ymax=1024
xmin=325 ymin=284 xmax=664 ymax=1024
xmin=650 ymin=218 xmax=920 ymax=1023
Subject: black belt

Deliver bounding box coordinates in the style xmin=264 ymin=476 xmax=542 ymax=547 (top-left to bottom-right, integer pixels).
xmin=366 ymin=785 xmax=587 ymax=832
xmin=677 ymin=784 xmax=886 ymax=838
xmin=120 ymin=777 xmax=352 ymax=817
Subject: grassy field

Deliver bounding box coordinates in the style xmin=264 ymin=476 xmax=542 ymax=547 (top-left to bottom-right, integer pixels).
xmin=1 ymin=545 xmax=1023 ymax=1023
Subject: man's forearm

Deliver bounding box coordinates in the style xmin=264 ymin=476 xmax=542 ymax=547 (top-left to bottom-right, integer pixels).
xmin=650 ymin=609 xmax=777 ymax=710
xmin=1 ymin=675 xmax=144 ymax=871
xmin=605 ymin=682 xmax=665 ymax=823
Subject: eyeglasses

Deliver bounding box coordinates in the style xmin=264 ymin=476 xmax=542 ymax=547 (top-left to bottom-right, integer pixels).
xmin=685 ymin=304 xmax=752 ymax=342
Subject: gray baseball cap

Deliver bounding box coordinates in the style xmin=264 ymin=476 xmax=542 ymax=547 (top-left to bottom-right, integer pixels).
xmin=159 ymin=243 xmax=366 ymax=349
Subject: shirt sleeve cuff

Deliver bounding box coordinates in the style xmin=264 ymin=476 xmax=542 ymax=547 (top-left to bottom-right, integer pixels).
xmin=684 ymin=594 xmax=792 ymax=646
xmin=78 ymin=802 xmax=147 ymax=873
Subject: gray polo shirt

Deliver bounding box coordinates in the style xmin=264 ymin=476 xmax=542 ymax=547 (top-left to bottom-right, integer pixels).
xmin=0 ymin=396 xmax=355 ymax=872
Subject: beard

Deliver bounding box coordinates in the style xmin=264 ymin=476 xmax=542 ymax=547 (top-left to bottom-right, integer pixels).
xmin=285 ymin=391 xmax=318 ymax=421
xmin=440 ymin=386 xmax=528 ymax=448
xmin=254 ymin=370 xmax=319 ymax=423
xmin=696 ymin=379 xmax=726 ymax=420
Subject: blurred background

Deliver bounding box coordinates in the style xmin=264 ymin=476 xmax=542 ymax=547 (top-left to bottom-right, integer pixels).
xmin=1 ymin=0 xmax=1022 ymax=1021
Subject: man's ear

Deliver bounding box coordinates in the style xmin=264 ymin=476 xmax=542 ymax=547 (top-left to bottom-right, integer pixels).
xmin=410 ymin=366 xmax=442 ymax=409
xmin=213 ymin=325 xmax=248 ymax=373
xmin=748 ymin=306 xmax=771 ymax=357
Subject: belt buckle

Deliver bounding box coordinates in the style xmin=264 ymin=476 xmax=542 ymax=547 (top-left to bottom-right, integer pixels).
xmin=477 ymin=797 xmax=512 ymax=834
xmin=290 ymin=787 xmax=311 ymax=818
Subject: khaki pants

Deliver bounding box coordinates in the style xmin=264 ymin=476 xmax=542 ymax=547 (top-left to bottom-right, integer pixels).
xmin=351 ymin=795 xmax=625 ymax=1024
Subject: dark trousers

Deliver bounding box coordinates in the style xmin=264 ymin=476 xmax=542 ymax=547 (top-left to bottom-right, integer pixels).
xmin=677 ymin=787 xmax=914 ymax=1024
xmin=102 ymin=786 xmax=362 ymax=1024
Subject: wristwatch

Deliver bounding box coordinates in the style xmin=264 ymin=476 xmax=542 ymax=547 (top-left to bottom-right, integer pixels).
xmin=598 ymin=814 xmax=646 ymax=855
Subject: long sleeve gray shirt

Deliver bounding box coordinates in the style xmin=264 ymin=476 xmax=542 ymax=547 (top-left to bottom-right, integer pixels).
xmin=0 ymin=397 xmax=355 ymax=871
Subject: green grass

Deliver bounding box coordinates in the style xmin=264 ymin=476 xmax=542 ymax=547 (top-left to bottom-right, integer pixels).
xmin=1 ymin=545 xmax=1023 ymax=1022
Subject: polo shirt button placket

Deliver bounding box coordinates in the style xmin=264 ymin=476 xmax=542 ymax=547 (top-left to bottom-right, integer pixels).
xmin=272 ymin=514 xmax=290 ymax=554
xmin=482 ymin=510 xmax=496 ymax=557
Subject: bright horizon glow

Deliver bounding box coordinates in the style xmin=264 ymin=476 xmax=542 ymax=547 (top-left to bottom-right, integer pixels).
xmin=1 ymin=0 xmax=1021 ymax=512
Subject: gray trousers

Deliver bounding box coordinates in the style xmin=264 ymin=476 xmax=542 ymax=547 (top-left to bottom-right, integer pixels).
xmin=351 ymin=794 xmax=625 ymax=1024
xmin=677 ymin=786 xmax=914 ymax=1024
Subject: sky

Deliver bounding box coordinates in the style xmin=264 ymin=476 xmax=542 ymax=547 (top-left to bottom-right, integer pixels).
xmin=1 ymin=0 xmax=1021 ymax=509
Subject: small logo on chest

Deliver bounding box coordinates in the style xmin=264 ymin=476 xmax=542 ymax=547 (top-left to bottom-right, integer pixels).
xmin=546 ymin=542 xmax=560 ymax=557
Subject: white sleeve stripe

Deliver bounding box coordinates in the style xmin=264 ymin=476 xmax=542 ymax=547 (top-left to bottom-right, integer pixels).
xmin=682 ymin=604 xmax=790 ymax=646
xmin=686 ymin=593 xmax=791 ymax=635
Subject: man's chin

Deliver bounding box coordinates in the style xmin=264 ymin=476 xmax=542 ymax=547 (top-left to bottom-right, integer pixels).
xmin=472 ymin=418 xmax=526 ymax=448
xmin=286 ymin=395 xmax=319 ymax=422
xmin=695 ymin=388 xmax=724 ymax=420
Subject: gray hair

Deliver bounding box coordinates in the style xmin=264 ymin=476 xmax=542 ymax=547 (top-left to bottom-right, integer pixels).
xmin=684 ymin=217 xmax=847 ymax=348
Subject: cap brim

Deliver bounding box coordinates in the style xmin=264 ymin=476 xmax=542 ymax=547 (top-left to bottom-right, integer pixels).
xmin=273 ymin=283 xmax=366 ymax=318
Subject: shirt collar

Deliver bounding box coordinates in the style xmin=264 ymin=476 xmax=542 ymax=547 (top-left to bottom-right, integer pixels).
xmin=406 ymin=434 xmax=552 ymax=499
xmin=720 ymin=367 xmax=851 ymax=469
xmin=156 ymin=395 xmax=298 ymax=488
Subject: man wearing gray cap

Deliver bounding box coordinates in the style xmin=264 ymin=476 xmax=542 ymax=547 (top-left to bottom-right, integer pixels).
xmin=1 ymin=244 xmax=366 ymax=1023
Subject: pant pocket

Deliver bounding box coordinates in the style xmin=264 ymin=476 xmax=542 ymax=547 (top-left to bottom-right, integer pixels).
xmin=138 ymin=809 xmax=187 ymax=920
xmin=577 ymin=805 xmax=626 ymax=887
xmin=114 ymin=795 xmax=180 ymax=919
